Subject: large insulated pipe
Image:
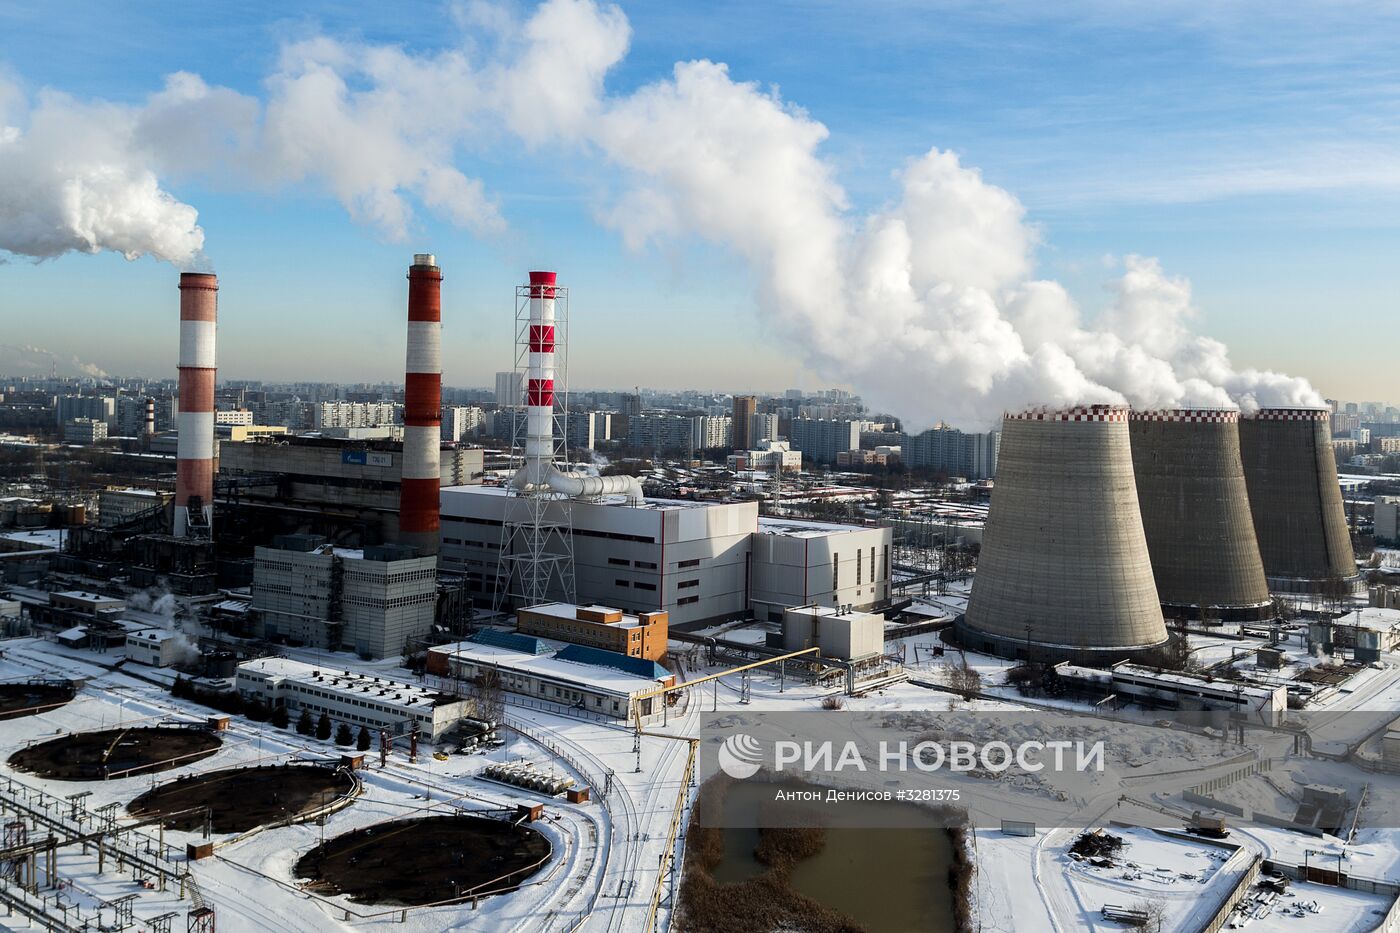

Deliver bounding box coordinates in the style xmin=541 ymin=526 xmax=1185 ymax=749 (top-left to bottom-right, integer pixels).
xmin=400 ymin=253 xmax=443 ymax=557
xmin=175 ymin=273 xmax=217 ymax=537
xmin=510 ymin=270 xmax=642 ymax=504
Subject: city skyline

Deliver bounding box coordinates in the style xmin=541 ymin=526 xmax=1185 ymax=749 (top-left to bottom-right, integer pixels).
xmin=3 ymin=1 xmax=1398 ymax=428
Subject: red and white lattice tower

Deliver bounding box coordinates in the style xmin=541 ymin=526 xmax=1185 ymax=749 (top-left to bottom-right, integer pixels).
xmin=400 ymin=254 xmax=443 ymax=557
xmin=494 ymin=271 xmax=577 ymax=610
xmin=175 ymin=273 xmax=217 ymax=538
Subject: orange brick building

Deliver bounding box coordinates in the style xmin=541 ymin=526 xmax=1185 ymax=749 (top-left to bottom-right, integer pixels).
xmin=516 ymin=603 xmax=669 ymax=662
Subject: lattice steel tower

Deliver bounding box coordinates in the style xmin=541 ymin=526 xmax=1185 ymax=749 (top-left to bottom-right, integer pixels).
xmin=494 ymin=272 xmax=577 ymax=611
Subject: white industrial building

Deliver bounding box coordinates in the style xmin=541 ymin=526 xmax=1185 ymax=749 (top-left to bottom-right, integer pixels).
xmin=1056 ymin=662 xmax=1288 ymax=726
xmin=751 ymin=517 xmax=893 ymax=621
xmin=425 ymin=632 xmax=675 ymax=723
xmin=439 ymin=486 xmax=892 ymax=627
xmin=124 ymin=629 xmax=184 ymax=667
xmin=252 ymin=535 xmax=437 ymax=658
xmin=781 ymin=605 xmax=884 ymax=660
xmin=97 ymin=487 xmax=171 ymax=527
xmin=236 ymin=657 xmax=473 ymax=741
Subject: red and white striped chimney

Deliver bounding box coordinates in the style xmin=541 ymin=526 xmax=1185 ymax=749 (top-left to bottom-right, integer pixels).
xmin=175 ymin=273 xmax=217 ymax=537
xmin=522 ymin=271 xmax=557 ymax=488
xmin=400 ymin=254 xmax=442 ymax=556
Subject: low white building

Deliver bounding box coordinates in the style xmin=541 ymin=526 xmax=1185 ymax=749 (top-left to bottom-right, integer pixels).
xmin=124 ymin=629 xmax=184 ymax=667
xmin=426 ymin=633 xmax=676 ymax=723
xmin=235 ymin=657 xmax=472 ymax=741
xmin=727 ymin=439 xmax=802 ymax=473
xmin=782 ymin=605 xmax=884 ymax=660
xmin=1057 ymin=662 xmax=1288 ymax=726
xmin=98 ymin=487 xmax=171 ymax=527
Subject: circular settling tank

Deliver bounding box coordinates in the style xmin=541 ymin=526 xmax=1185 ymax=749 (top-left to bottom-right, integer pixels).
xmin=295 ymin=815 xmax=551 ymax=906
xmin=128 ymin=764 xmax=358 ymax=833
xmin=0 ymin=682 xmax=76 ymax=721
xmin=8 ymin=726 xmax=221 ymax=781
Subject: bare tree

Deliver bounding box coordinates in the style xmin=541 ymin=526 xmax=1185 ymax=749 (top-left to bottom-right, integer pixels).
xmin=1134 ymin=896 xmax=1168 ymax=932
xmin=945 ymin=658 xmax=982 ymax=701
xmin=472 ymin=666 xmax=506 ymax=725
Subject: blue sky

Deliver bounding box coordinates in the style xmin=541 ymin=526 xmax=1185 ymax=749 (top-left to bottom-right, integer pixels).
xmin=1 ymin=0 xmax=1397 ymax=405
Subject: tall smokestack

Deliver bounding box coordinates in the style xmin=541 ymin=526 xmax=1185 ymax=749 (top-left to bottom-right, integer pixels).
xmin=175 ymin=273 xmax=217 ymax=538
xmin=400 ymin=253 xmax=442 ymax=556
xmin=1129 ymin=409 xmax=1272 ymax=622
xmin=960 ymin=405 xmax=1168 ymax=662
xmin=143 ymin=397 xmax=155 ymax=438
xmin=1238 ymin=408 xmax=1357 ymax=594
xmin=523 ymin=270 xmax=558 ymax=490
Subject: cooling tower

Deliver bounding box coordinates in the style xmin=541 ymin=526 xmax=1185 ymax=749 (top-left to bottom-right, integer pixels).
xmin=400 ymin=253 xmax=442 ymax=557
xmin=1129 ymin=410 xmax=1272 ymax=621
xmin=959 ymin=405 xmax=1168 ymax=662
xmin=1238 ymin=408 xmax=1358 ymax=593
xmin=175 ymin=272 xmax=217 ymax=538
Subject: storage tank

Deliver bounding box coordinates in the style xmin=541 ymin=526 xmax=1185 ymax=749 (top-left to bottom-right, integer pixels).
xmin=1129 ymin=409 xmax=1272 ymax=622
xmin=959 ymin=405 xmax=1168 ymax=662
xmin=1238 ymin=408 xmax=1358 ymax=594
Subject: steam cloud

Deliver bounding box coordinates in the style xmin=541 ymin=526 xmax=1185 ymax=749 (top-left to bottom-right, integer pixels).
xmin=0 ymin=0 xmax=1323 ymax=428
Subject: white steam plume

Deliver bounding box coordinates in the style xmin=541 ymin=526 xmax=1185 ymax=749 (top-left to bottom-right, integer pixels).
xmin=0 ymin=0 xmax=1325 ymax=427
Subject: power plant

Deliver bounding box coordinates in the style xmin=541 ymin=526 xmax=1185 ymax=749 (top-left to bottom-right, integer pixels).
xmin=399 ymin=254 xmax=443 ymax=557
xmin=1129 ymin=409 xmax=1272 ymax=621
xmin=174 ymin=272 xmax=218 ymax=539
xmin=959 ymin=405 xmax=1169 ymax=662
xmin=1239 ymin=407 xmax=1359 ymax=593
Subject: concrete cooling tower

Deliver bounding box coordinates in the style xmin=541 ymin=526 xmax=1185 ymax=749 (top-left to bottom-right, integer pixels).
xmin=960 ymin=405 xmax=1168 ymax=663
xmin=1238 ymin=408 xmax=1358 ymax=594
xmin=1129 ymin=410 xmax=1272 ymax=622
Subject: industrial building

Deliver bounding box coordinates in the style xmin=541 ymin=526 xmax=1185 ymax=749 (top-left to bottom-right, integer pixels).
xmin=750 ymin=517 xmax=892 ymax=621
xmin=780 ymin=605 xmax=884 ymax=661
xmin=1054 ymin=662 xmax=1287 ymax=726
xmin=425 ymin=633 xmax=676 ymax=722
xmin=440 ymin=486 xmax=893 ymax=627
xmin=236 ymin=657 xmax=473 ymax=741
xmin=251 ymin=535 xmax=437 ymax=658
xmin=218 ymin=435 xmax=482 ymax=546
xmin=124 ymin=629 xmax=185 ymax=667
xmin=1129 ymin=409 xmax=1272 ymax=621
xmin=1239 ymin=408 xmax=1359 ymax=593
xmin=516 ymin=603 xmax=669 ymax=661
xmin=97 ymin=488 xmax=171 ymax=527
xmin=960 ymin=406 xmax=1168 ymax=663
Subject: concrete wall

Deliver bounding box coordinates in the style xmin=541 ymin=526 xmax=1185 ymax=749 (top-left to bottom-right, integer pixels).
xmin=1129 ymin=415 xmax=1271 ymax=618
xmin=962 ymin=410 xmax=1167 ymax=659
xmin=1239 ymin=412 xmax=1357 ymax=589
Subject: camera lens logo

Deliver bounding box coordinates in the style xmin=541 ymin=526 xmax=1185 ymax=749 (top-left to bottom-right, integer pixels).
xmin=717 ymin=733 xmax=764 ymax=779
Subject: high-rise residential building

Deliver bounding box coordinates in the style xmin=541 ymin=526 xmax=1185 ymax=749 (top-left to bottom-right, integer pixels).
xmin=902 ymin=425 xmax=1000 ymax=480
xmin=732 ymin=395 xmax=758 ymax=449
xmin=494 ymin=371 xmax=523 ymax=407
xmin=441 ymin=405 xmax=485 ymax=442
xmin=751 ymin=412 xmax=779 ymax=445
xmin=63 ymin=418 xmax=108 ymax=444
xmin=314 ymin=401 xmax=400 ymax=429
xmin=791 ymin=418 xmax=864 ymax=465
xmin=56 ymin=395 xmax=115 ymax=428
